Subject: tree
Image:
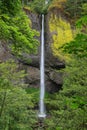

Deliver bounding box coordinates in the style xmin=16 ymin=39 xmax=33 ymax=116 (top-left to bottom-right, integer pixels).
xmin=64 ymin=0 xmax=87 ymax=20
xmin=76 ymin=3 xmax=87 ymax=33
xmin=0 ymin=60 xmax=37 ymax=130
xmin=0 ymin=0 xmax=21 ymax=16
xmin=30 ymin=0 xmax=52 ymax=14
xmin=44 ymin=2 xmax=87 ymax=129
xmin=0 ymin=0 xmax=39 ymax=55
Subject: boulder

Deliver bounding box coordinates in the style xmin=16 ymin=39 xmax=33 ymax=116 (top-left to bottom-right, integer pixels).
xmin=45 ymin=80 xmax=62 ymax=93
xmin=26 ymin=66 xmax=40 ymax=88
xmin=49 ymin=71 xmax=63 ymax=85
xmin=18 ymin=54 xmax=40 ymax=68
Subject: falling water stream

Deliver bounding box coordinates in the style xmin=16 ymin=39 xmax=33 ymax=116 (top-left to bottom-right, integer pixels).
xmin=38 ymin=14 xmax=46 ymax=118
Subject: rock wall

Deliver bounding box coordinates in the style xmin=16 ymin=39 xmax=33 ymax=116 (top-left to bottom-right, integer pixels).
xmin=22 ymin=8 xmax=66 ymax=93
xmin=0 ymin=8 xmax=72 ymax=93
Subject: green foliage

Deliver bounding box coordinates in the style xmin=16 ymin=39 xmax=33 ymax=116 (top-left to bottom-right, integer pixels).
xmin=0 ymin=60 xmax=26 ymax=88
xmin=0 ymin=0 xmax=39 ymax=55
xmin=0 ymin=88 xmax=36 ymax=130
xmin=49 ymin=14 xmax=73 ymax=58
xmin=0 ymin=60 xmax=37 ymax=130
xmin=64 ymin=0 xmax=87 ymax=20
xmin=0 ymin=0 xmax=87 ymax=129
xmin=26 ymin=87 xmax=39 ymax=105
xmin=0 ymin=0 xmax=21 ymax=16
xmin=60 ymin=1 xmax=87 ymax=58
xmin=0 ymin=19 xmax=10 ymax=39
xmin=61 ymin=33 xmax=87 ymax=58
xmin=44 ymin=3 xmax=87 ymax=129
xmin=76 ymin=16 xmax=87 ymax=29
xmin=45 ymin=58 xmax=87 ymax=130
xmin=48 ymin=0 xmax=66 ymax=11
xmin=76 ymin=3 xmax=87 ymax=33
xmin=49 ymin=0 xmax=87 ymax=23
xmin=8 ymin=12 xmax=39 ymax=55
xmin=30 ymin=0 xmax=52 ymax=14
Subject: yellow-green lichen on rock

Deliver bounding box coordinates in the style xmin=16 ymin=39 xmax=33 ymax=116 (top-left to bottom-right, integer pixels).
xmin=49 ymin=14 xmax=73 ymax=59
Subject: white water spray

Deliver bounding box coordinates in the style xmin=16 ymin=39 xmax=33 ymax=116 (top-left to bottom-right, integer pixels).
xmin=38 ymin=14 xmax=46 ymax=118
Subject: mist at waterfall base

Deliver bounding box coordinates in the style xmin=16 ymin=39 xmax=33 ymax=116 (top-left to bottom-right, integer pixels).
xmin=38 ymin=14 xmax=46 ymax=118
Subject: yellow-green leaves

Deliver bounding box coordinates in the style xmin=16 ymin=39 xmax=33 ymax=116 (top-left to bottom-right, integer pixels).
xmin=49 ymin=14 xmax=73 ymax=58
xmin=0 ymin=19 xmax=10 ymax=40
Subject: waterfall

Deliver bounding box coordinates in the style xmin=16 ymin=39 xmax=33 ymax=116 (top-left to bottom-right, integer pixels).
xmin=38 ymin=14 xmax=46 ymax=118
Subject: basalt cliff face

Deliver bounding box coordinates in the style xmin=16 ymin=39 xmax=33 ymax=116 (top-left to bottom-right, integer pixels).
xmin=0 ymin=7 xmax=74 ymax=93
xmin=22 ymin=8 xmax=66 ymax=93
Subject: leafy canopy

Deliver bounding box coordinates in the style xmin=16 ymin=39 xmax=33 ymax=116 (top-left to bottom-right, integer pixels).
xmin=30 ymin=0 xmax=53 ymax=14
xmin=0 ymin=0 xmax=21 ymax=16
xmin=0 ymin=0 xmax=39 ymax=55
xmin=44 ymin=2 xmax=87 ymax=130
xmin=0 ymin=60 xmax=37 ymax=130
